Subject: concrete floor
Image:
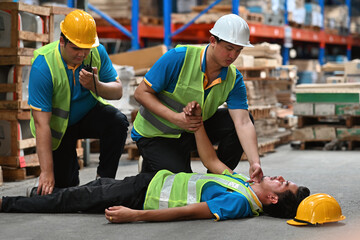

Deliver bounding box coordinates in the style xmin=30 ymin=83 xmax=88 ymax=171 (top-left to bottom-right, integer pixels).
xmin=0 ymin=144 xmax=359 ymax=240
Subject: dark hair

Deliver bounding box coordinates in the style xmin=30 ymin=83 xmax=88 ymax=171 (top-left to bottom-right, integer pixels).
xmin=60 ymin=32 xmax=70 ymax=46
xmin=212 ymin=35 xmax=222 ymax=43
xmin=262 ymin=186 xmax=310 ymax=218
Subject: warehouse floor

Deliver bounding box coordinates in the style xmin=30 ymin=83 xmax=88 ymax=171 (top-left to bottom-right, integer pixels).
xmin=0 ymin=144 xmax=359 ymax=240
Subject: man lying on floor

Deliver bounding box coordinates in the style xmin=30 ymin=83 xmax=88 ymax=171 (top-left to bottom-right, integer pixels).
xmin=0 ymin=103 xmax=310 ymax=223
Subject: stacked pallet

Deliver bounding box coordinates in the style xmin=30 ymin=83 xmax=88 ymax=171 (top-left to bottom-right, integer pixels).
xmin=88 ymin=0 xmax=131 ymax=19
xmin=292 ymin=83 xmax=360 ymax=150
xmin=238 ymin=63 xmax=293 ymax=158
xmin=171 ymin=5 xmax=262 ymax=25
xmin=0 ymin=2 xmax=50 ymax=182
xmin=0 ymin=3 xmax=82 ymax=182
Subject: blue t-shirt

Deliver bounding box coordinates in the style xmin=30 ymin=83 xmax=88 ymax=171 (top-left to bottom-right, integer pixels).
xmin=201 ymin=177 xmax=254 ymax=221
xmin=131 ymin=45 xmax=248 ymax=141
xmin=28 ymin=43 xmax=118 ymax=126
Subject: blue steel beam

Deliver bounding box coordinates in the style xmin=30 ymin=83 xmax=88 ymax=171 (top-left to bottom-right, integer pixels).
xmin=171 ymin=0 xmax=223 ymax=38
xmin=88 ymin=3 xmax=140 ymax=49
xmin=318 ymin=0 xmax=325 ymax=65
xmin=232 ymin=0 xmax=239 ymax=15
xmin=346 ymin=0 xmax=351 ymax=60
xmin=67 ymin=0 xmax=75 ymax=8
xmin=163 ymin=0 xmax=172 ymax=48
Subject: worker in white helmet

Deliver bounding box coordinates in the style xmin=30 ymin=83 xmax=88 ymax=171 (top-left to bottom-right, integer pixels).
xmin=132 ymin=14 xmax=263 ymax=183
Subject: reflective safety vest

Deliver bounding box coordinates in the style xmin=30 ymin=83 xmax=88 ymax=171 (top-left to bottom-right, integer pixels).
xmin=133 ymin=45 xmax=237 ymax=139
xmin=30 ymin=41 xmax=108 ymax=150
xmin=143 ymin=170 xmax=263 ymax=216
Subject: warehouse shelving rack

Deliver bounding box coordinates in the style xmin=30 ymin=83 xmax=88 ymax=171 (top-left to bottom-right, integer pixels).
xmin=70 ymin=0 xmax=359 ymax=65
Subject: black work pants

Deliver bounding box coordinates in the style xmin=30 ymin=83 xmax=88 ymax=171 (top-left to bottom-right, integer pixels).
xmin=137 ymin=108 xmax=254 ymax=173
xmin=1 ymin=172 xmax=155 ymax=213
xmin=53 ymin=102 xmax=129 ymax=188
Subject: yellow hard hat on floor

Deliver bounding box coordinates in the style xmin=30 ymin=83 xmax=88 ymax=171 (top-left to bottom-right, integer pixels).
xmin=60 ymin=9 xmax=99 ymax=48
xmin=287 ymin=193 xmax=346 ymax=226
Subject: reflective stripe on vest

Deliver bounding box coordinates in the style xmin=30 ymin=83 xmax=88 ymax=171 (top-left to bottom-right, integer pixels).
xmin=158 ymin=173 xmax=261 ymax=213
xmin=138 ymin=94 xmax=185 ymax=134
xmin=139 ymin=106 xmax=183 ymax=135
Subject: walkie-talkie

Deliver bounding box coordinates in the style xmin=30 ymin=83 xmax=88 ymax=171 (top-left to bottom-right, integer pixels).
xmin=83 ymin=52 xmax=98 ymax=96
xmin=83 ymin=51 xmax=93 ymax=73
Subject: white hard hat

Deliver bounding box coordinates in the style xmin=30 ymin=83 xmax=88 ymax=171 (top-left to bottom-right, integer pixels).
xmin=209 ymin=14 xmax=253 ymax=47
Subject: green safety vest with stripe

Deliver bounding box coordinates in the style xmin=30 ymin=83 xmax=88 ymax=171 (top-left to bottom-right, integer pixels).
xmin=133 ymin=45 xmax=237 ymax=138
xmin=143 ymin=169 xmax=263 ymax=217
xmin=30 ymin=41 xmax=108 ymax=150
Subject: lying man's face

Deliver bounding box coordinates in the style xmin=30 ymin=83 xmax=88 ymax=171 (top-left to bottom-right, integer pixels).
xmin=260 ymin=176 xmax=299 ymax=195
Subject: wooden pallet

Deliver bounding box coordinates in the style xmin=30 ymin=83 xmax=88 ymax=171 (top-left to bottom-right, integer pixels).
xmin=0 ymin=64 xmax=31 ymax=110
xmin=140 ymin=16 xmax=163 ymax=25
xmin=246 ymin=13 xmax=264 ymax=24
xmin=0 ymin=110 xmax=37 ymax=168
xmin=303 ymin=25 xmax=321 ymax=32
xmin=249 ymin=105 xmax=272 ymax=120
xmin=297 ymin=115 xmax=360 ymax=128
xmin=238 ymin=66 xmax=277 ymax=81
xmin=0 ymin=2 xmax=50 ymax=56
xmin=288 ymin=21 xmax=303 ymax=29
xmin=48 ymin=5 xmax=76 ymax=42
xmin=2 ymin=165 xmax=40 ymax=182
xmin=124 ymin=143 xmax=140 ymax=160
xmin=292 ymin=139 xmax=360 ymax=150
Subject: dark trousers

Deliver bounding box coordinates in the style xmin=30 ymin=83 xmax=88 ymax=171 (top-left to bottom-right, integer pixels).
xmin=53 ymin=103 xmax=129 ymax=188
xmin=137 ymin=108 xmax=254 ymax=173
xmin=1 ymin=172 xmax=155 ymax=213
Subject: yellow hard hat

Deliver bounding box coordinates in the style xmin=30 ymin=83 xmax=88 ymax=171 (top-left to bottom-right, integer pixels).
xmin=60 ymin=9 xmax=99 ymax=48
xmin=287 ymin=193 xmax=346 ymax=226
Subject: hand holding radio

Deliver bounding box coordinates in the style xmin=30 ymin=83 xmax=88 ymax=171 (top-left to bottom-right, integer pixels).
xmin=80 ymin=52 xmax=98 ymax=96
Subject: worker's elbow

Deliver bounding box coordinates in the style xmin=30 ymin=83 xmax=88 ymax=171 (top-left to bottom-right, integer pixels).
xmin=134 ymin=89 xmax=142 ymax=102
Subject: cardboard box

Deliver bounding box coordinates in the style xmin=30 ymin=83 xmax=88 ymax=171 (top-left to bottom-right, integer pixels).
xmin=109 ymin=45 xmax=167 ymax=71
xmin=345 ymin=60 xmax=360 ymax=76
xmin=233 ymin=54 xmax=254 ymax=68
xmin=254 ymin=58 xmax=279 ymax=67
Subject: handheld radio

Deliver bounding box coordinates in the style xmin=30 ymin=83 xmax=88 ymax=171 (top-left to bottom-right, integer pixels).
xmin=83 ymin=52 xmax=98 ymax=96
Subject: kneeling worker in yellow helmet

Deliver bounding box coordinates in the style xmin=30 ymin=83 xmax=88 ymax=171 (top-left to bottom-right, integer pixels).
xmin=1 ymin=103 xmax=310 ymax=223
xmin=28 ymin=10 xmax=129 ymax=195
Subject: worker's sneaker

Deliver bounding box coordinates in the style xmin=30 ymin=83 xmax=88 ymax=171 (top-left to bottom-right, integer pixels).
xmin=26 ymin=177 xmax=39 ymax=197
xmin=26 ymin=187 xmax=38 ymax=197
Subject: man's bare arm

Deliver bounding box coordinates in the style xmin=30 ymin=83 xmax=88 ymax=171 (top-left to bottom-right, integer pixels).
xmin=229 ymin=109 xmax=263 ymax=182
xmin=105 ymin=202 xmax=213 ymax=223
xmin=32 ymin=110 xmax=55 ymax=195
xmin=184 ymin=101 xmax=232 ymax=174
